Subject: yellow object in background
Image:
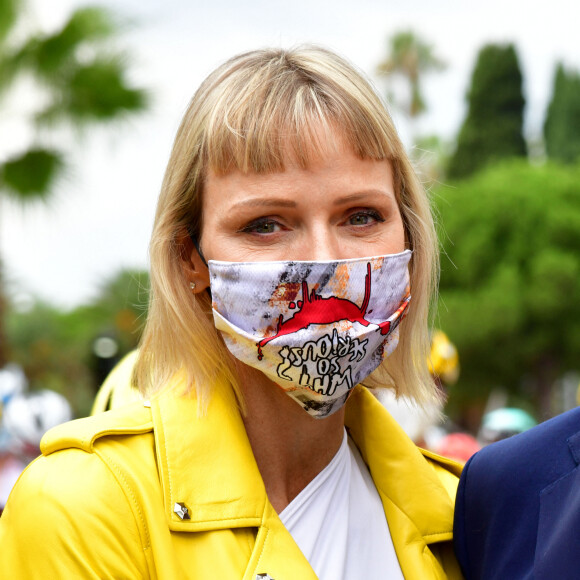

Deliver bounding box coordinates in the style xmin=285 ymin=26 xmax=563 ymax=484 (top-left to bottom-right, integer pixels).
xmin=91 ymin=351 xmax=141 ymax=415
xmin=428 ymin=330 xmax=460 ymax=386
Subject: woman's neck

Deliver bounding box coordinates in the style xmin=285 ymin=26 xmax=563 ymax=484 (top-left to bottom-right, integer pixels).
xmin=237 ymin=363 xmax=346 ymax=514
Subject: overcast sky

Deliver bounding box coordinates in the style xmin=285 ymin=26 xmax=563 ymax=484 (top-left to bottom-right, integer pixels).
xmin=2 ymin=0 xmax=578 ymax=309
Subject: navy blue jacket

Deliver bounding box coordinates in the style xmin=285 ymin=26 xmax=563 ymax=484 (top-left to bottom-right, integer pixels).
xmin=454 ymin=406 xmax=580 ymax=580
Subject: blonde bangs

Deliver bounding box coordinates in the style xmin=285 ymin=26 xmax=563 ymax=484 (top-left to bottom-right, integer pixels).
xmin=202 ymin=47 xmax=396 ymax=176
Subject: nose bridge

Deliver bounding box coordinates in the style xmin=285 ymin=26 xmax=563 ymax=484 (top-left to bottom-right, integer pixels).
xmin=301 ymin=220 xmax=339 ymax=261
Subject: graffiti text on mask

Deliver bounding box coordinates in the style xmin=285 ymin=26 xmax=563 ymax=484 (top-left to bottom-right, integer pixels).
xmin=275 ymin=329 xmax=368 ymax=396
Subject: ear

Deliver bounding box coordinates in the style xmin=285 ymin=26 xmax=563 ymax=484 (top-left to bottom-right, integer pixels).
xmin=177 ymin=232 xmax=210 ymax=293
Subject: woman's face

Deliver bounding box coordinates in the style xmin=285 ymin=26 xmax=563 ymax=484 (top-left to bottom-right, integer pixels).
xmin=198 ymin=135 xmax=406 ymax=265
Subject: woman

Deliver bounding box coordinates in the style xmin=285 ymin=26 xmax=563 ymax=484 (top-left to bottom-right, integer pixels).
xmin=0 ymin=46 xmax=462 ymax=579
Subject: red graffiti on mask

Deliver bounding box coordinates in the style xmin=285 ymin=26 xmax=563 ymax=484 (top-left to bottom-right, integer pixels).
xmin=257 ymin=263 xmax=398 ymax=360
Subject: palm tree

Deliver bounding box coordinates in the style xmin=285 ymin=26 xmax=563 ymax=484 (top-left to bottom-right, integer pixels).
xmin=0 ymin=0 xmax=149 ymax=366
xmin=376 ymin=30 xmax=445 ymax=120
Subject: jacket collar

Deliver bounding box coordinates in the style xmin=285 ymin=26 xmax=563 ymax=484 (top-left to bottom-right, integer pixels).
xmin=151 ymin=383 xmax=267 ymax=532
xmin=152 ymin=382 xmax=459 ymax=549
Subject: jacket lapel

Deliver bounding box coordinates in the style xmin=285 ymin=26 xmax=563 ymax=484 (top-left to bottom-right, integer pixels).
xmin=535 ymin=430 xmax=580 ymax=580
xmin=151 ymin=386 xmax=316 ymax=579
xmin=242 ymin=502 xmax=319 ymax=580
xmin=152 ymin=386 xmax=266 ymax=532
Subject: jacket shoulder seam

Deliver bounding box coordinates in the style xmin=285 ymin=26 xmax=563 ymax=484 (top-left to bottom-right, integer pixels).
xmin=94 ymin=448 xmax=152 ymax=552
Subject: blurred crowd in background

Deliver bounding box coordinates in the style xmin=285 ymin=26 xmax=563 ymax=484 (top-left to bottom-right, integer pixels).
xmin=1 ymin=1 xmax=579 ymax=512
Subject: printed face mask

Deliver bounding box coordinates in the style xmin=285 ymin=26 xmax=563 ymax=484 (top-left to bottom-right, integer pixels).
xmin=209 ymin=250 xmax=412 ymax=418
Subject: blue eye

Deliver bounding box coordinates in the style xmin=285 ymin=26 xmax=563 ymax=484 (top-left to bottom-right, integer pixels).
xmin=254 ymin=221 xmax=277 ymax=234
xmin=240 ymin=218 xmax=281 ymax=234
xmin=348 ymin=210 xmax=384 ymax=226
xmin=350 ymin=214 xmax=371 ymax=226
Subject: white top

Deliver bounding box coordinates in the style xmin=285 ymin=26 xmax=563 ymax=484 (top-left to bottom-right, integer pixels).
xmin=279 ymin=429 xmax=404 ymax=579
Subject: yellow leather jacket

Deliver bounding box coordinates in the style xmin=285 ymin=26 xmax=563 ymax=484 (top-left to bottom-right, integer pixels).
xmin=0 ymin=384 xmax=463 ymax=579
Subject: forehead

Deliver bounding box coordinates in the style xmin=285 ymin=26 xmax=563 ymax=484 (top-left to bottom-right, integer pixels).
xmin=203 ymin=136 xmax=396 ymax=211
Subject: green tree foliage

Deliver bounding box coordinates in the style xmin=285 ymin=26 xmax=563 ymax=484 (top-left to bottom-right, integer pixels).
xmin=544 ymin=63 xmax=580 ymax=164
xmin=448 ymin=44 xmax=527 ymax=179
xmin=6 ymin=268 xmax=149 ymax=416
xmin=0 ymin=0 xmax=148 ymax=366
xmin=376 ymin=30 xmax=446 ymax=119
xmin=0 ymin=1 xmax=148 ymax=198
xmin=435 ymin=161 xmax=580 ymax=420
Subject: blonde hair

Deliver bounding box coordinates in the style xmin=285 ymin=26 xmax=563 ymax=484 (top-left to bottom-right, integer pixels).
xmin=136 ymin=45 xmax=439 ymax=408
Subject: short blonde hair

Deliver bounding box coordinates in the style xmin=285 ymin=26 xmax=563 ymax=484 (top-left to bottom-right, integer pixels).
xmin=136 ymin=45 xmax=439 ymax=408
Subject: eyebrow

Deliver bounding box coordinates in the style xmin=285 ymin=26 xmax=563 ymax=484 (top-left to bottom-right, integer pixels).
xmin=332 ymin=190 xmax=394 ymax=205
xmin=230 ymin=190 xmax=394 ymax=210
xmin=231 ymin=197 xmax=297 ymax=209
